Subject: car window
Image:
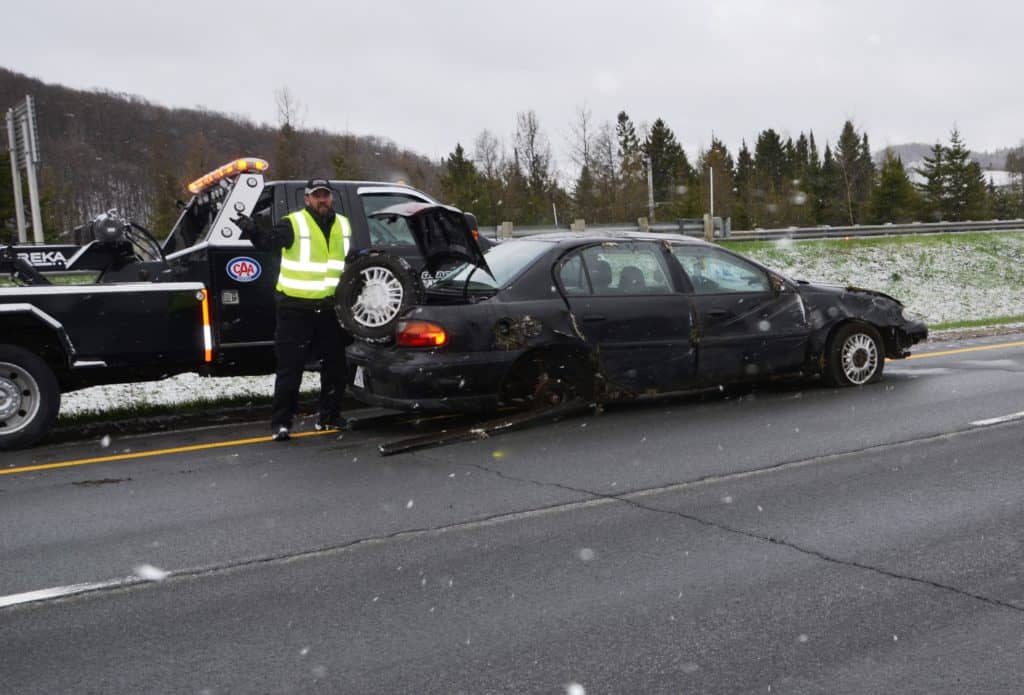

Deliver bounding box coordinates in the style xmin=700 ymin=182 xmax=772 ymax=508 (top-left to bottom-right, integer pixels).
xmin=672 ymin=245 xmax=771 ymax=294
xmin=433 ymin=240 xmax=551 ymax=291
xmin=579 ymin=243 xmax=673 ymax=295
xmin=558 ymin=254 xmax=590 ymax=296
xmin=360 ymin=193 xmax=429 ymax=247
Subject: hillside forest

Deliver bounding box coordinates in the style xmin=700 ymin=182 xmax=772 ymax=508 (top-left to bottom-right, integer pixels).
xmin=3 ymin=67 xmax=1024 ymax=241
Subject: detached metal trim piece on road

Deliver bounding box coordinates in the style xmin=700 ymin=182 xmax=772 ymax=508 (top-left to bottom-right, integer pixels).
xmin=378 ymin=400 xmax=592 ymax=456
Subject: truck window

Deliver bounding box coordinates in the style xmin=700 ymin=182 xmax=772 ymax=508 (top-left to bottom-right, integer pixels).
xmin=360 ymin=193 xmax=428 ymax=247
xmin=289 ymin=188 xmax=347 ymax=216
xmin=161 ymin=185 xmax=228 ymax=254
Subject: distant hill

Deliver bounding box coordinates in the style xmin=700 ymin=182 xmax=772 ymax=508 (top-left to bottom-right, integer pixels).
xmin=1 ymin=67 xmax=441 ymax=238
xmin=874 ymin=142 xmax=1013 ymax=170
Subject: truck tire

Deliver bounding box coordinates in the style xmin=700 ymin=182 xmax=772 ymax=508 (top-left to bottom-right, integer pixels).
xmin=0 ymin=344 xmax=60 ymax=451
xmin=335 ymin=253 xmax=420 ymax=343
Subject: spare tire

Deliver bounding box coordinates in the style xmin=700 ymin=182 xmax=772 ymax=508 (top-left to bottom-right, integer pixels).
xmin=335 ymin=253 xmax=421 ymax=342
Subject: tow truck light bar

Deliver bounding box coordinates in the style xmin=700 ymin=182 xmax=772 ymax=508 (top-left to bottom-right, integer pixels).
xmin=187 ymin=158 xmax=269 ymax=195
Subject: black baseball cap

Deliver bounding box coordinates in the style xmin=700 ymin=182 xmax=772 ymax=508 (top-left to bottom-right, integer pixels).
xmin=304 ymin=178 xmax=333 ymax=195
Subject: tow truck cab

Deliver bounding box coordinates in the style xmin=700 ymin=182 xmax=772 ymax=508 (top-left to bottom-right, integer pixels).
xmin=159 ymin=161 xmax=450 ymax=375
xmin=0 ymin=157 xmax=461 ymax=449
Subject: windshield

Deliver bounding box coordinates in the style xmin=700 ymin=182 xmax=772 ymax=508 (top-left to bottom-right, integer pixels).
xmin=432 ymin=239 xmax=551 ymax=291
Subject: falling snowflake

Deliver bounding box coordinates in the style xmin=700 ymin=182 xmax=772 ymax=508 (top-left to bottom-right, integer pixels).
xmin=100 ymin=434 xmax=111 ymax=448
xmin=134 ymin=564 xmax=169 ymax=581
xmin=406 ymin=499 xmax=414 ymax=509
xmin=578 ymin=548 xmax=596 ymax=562
xmin=565 ymin=683 xmax=586 ymax=695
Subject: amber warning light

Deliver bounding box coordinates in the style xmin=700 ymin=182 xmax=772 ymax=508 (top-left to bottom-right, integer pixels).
xmin=187 ymin=158 xmax=269 ymax=195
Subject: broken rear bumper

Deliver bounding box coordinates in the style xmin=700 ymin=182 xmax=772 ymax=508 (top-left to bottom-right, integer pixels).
xmin=346 ymin=342 xmax=518 ymax=413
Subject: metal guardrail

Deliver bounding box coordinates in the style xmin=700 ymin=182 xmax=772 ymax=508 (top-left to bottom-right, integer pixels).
xmin=480 ymin=219 xmax=1024 ymax=242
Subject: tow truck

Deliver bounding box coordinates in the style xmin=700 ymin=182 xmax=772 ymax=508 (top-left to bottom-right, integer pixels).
xmin=0 ymin=157 xmax=486 ymax=450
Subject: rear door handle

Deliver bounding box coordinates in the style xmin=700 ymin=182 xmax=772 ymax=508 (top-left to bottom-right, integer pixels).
xmin=707 ymin=309 xmax=730 ymax=318
xmin=582 ymin=314 xmax=606 ymax=322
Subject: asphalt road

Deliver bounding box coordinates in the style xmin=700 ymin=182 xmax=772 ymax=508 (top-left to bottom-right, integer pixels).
xmin=2 ymin=333 xmax=1023 ymax=694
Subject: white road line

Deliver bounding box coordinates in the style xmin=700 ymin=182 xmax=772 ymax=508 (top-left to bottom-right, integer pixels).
xmin=970 ymin=411 xmax=1024 ymax=427
xmin=0 ymin=578 xmax=129 ymax=608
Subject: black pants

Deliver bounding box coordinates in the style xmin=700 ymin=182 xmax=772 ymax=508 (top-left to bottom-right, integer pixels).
xmin=271 ymin=296 xmax=350 ymax=430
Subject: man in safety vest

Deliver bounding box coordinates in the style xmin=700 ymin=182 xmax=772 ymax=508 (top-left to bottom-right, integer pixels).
xmin=234 ymin=178 xmax=351 ymax=441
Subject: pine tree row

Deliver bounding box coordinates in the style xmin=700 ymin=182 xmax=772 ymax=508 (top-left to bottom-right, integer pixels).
xmin=440 ymin=112 xmax=1007 ymax=230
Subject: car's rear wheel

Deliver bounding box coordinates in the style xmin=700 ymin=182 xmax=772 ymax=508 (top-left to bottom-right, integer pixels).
xmin=335 ymin=254 xmax=420 ymax=343
xmin=824 ymin=323 xmax=885 ymax=387
xmin=0 ymin=344 xmax=60 ymax=450
xmin=501 ymin=350 xmax=597 ymax=409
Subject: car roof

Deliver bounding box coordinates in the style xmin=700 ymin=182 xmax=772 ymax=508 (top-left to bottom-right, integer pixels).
xmin=508 ymin=231 xmax=715 ymax=247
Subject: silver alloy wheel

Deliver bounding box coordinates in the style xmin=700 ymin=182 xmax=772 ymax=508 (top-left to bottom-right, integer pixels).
xmin=0 ymin=360 xmax=41 ymax=436
xmin=840 ymin=332 xmax=879 ymax=385
xmin=351 ymin=265 xmax=405 ymax=328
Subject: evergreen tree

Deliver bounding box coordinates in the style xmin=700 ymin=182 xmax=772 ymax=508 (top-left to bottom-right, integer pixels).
xmin=833 ymin=121 xmax=874 ymax=225
xmin=642 ymin=118 xmax=693 ymax=218
xmin=733 ymin=141 xmax=755 ymax=229
xmin=751 ymin=128 xmax=791 ymax=226
xmin=692 ymin=137 xmax=736 ymax=222
xmin=818 ymin=144 xmax=845 ymax=225
xmin=870 ymin=150 xmax=919 ymax=223
xmin=615 ymin=111 xmax=646 ymax=221
xmin=572 ymin=164 xmax=597 ymax=222
xmin=943 ymin=129 xmax=988 ymax=220
xmin=440 ymin=143 xmax=482 ymax=211
xmin=914 ymin=142 xmax=946 ymax=221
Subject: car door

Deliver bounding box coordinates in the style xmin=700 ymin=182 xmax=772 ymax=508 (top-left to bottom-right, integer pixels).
xmin=559 ymin=242 xmax=696 ymax=393
xmin=670 ymin=243 xmax=810 ymax=384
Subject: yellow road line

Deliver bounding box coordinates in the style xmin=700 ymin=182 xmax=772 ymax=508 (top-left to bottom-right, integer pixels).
xmin=0 ymin=430 xmax=335 ymax=476
xmin=904 ymin=340 xmax=1024 ymax=361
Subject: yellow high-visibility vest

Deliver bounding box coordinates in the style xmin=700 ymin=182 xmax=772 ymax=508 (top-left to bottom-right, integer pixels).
xmin=276 ymin=209 xmax=351 ymax=299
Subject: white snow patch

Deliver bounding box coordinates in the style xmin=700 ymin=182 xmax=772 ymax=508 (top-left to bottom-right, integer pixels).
xmin=133 ymin=564 xmax=169 ymax=581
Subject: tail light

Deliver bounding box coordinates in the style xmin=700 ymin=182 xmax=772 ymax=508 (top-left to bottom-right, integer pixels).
xmin=396 ymin=320 xmax=448 ymax=347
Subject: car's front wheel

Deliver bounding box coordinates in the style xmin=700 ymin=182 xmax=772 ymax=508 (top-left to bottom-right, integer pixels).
xmin=824 ymin=323 xmax=885 ymax=387
xmin=0 ymin=344 xmax=60 ymax=450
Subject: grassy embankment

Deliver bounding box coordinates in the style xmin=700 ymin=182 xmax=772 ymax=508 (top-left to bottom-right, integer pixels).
xmin=724 ymin=231 xmax=1024 ymax=330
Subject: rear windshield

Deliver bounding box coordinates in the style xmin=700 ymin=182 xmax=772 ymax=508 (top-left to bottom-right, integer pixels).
xmin=432 ymin=240 xmax=551 ymax=291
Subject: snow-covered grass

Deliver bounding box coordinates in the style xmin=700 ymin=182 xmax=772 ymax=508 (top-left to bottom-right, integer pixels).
xmin=60 ymin=231 xmax=1024 ymax=421
xmin=729 ymin=231 xmax=1024 ymax=325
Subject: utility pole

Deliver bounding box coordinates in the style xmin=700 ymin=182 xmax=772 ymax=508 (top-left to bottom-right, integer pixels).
xmin=709 ymin=165 xmax=715 ymax=219
xmin=645 ymin=154 xmax=655 ymax=223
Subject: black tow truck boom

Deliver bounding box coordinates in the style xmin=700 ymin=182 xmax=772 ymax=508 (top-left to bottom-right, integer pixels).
xmin=0 ymin=157 xmax=460 ymax=450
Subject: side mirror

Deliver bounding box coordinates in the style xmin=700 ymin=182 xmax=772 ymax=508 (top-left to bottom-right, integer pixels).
xmin=463 ymin=211 xmax=479 ymax=239
xmin=769 ymin=274 xmax=787 ymax=294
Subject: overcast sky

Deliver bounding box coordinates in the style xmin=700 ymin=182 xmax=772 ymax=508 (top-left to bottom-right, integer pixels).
xmin=3 ymin=0 xmax=1021 ymax=174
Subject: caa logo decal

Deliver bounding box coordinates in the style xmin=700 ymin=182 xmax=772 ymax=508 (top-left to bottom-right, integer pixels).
xmin=226 ymin=256 xmax=262 ymax=283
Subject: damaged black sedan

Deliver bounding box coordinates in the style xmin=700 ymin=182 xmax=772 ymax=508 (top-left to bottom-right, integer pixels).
xmin=345 ymin=217 xmax=928 ymax=413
